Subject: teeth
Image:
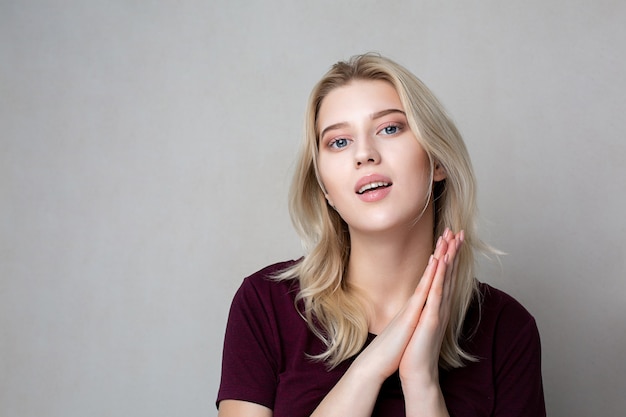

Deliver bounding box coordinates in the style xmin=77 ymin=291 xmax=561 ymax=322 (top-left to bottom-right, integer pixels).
xmin=358 ymin=181 xmax=390 ymax=194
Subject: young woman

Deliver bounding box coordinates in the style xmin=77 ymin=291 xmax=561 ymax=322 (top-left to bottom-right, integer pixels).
xmin=216 ymin=54 xmax=546 ymax=417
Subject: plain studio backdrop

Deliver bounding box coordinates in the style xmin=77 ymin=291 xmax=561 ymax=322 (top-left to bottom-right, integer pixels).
xmin=1 ymin=1 xmax=625 ymax=416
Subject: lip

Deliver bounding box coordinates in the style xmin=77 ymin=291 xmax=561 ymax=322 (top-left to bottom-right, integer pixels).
xmin=357 ymin=185 xmax=392 ymax=202
xmin=354 ymin=174 xmax=393 ymax=193
xmin=354 ymin=174 xmax=393 ymax=202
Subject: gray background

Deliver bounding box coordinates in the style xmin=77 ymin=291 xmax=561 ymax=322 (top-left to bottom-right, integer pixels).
xmin=1 ymin=1 xmax=625 ymax=416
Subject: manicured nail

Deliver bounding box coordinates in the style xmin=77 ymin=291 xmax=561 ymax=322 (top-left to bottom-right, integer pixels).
xmin=444 ymin=253 xmax=450 ymax=264
xmin=436 ymin=236 xmax=443 ymax=247
xmin=459 ymin=230 xmax=465 ymax=242
xmin=428 ymin=254 xmax=434 ymax=265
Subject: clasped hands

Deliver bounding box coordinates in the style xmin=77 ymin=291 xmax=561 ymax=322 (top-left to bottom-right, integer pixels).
xmin=353 ymin=228 xmax=464 ymax=390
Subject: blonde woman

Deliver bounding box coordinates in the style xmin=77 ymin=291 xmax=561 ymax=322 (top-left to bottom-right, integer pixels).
xmin=217 ymin=54 xmax=545 ymax=417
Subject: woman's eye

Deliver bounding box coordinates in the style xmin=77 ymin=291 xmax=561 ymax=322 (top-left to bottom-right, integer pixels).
xmin=329 ymin=138 xmax=350 ymax=149
xmin=379 ymin=124 xmax=402 ymax=135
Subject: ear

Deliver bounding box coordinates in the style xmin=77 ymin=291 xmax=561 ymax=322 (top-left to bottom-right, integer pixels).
xmin=324 ymin=193 xmax=335 ymax=208
xmin=433 ymin=161 xmax=447 ymax=182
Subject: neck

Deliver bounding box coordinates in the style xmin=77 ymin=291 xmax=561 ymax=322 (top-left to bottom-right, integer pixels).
xmin=345 ymin=218 xmax=434 ymax=333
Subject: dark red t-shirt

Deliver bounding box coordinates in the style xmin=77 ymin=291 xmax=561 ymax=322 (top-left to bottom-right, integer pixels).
xmin=217 ymin=260 xmax=546 ymax=416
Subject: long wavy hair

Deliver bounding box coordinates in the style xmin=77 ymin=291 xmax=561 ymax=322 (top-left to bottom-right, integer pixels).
xmin=277 ymin=53 xmax=490 ymax=370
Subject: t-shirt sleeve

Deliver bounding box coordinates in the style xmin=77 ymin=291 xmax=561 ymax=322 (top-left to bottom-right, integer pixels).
xmin=216 ymin=275 xmax=281 ymax=410
xmin=492 ymin=300 xmax=546 ymax=417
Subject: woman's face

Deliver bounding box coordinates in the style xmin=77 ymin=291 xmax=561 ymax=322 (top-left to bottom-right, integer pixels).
xmin=316 ymin=80 xmax=442 ymax=236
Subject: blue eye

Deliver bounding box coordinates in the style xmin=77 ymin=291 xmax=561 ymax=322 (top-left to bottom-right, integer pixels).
xmin=380 ymin=124 xmax=400 ymax=135
xmin=329 ymin=138 xmax=350 ymax=149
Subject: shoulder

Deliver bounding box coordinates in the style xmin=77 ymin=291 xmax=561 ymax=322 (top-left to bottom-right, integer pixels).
xmin=236 ymin=259 xmax=302 ymax=300
xmin=470 ymin=283 xmax=546 ymax=414
xmin=472 ymin=282 xmax=542 ymax=361
xmin=218 ymin=260 xmax=303 ymax=410
xmin=461 ymin=282 xmax=541 ymax=359
xmin=477 ymin=282 xmax=537 ymax=327
xmin=229 ymin=259 xmax=304 ymax=323
xmin=221 ymin=259 xmax=306 ymax=359
xmin=443 ymin=283 xmax=546 ymax=415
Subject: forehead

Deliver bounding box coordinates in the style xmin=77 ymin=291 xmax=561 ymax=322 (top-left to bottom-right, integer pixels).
xmin=317 ymin=80 xmax=403 ymax=127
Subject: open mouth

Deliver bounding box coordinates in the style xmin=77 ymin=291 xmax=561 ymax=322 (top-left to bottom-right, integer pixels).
xmin=356 ymin=181 xmax=392 ymax=194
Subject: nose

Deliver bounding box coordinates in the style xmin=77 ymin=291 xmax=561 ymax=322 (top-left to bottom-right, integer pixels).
xmin=355 ymin=136 xmax=380 ymax=167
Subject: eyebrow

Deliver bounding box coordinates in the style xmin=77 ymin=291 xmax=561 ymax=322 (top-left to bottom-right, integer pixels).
xmin=319 ymin=109 xmax=406 ymax=139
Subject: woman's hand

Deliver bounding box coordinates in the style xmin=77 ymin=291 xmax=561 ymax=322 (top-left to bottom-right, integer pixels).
xmin=349 ymin=245 xmax=444 ymax=383
xmin=348 ymin=229 xmax=463 ymax=381
xmin=399 ymin=229 xmax=463 ymax=416
xmin=311 ymin=229 xmax=463 ymax=417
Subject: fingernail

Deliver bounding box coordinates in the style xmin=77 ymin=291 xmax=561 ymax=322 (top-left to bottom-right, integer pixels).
xmin=444 ymin=253 xmax=450 ymax=264
xmin=459 ymin=230 xmax=465 ymax=242
xmin=428 ymin=254 xmax=434 ymax=265
xmin=436 ymin=236 xmax=443 ymax=247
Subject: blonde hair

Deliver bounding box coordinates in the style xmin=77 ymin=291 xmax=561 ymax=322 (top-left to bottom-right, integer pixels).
xmin=278 ymin=53 xmax=489 ymax=369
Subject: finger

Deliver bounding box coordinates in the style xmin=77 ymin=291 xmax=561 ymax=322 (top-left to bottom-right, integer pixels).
xmin=421 ymin=232 xmax=448 ymax=287
xmin=432 ymin=233 xmax=449 ymax=261
xmin=442 ymin=255 xmax=454 ymax=304
xmin=443 ymin=232 xmax=463 ymax=304
xmin=413 ymin=234 xmax=448 ymax=313
xmin=444 ymin=231 xmax=462 ymax=273
xmin=411 ymin=253 xmax=440 ymax=313
xmin=420 ymin=228 xmax=456 ymax=304
xmin=442 ymin=227 xmax=457 ymax=248
xmin=423 ymin=242 xmax=451 ymax=313
xmin=430 ymin=229 xmax=463 ymax=311
xmin=450 ymin=230 xmax=465 ymax=296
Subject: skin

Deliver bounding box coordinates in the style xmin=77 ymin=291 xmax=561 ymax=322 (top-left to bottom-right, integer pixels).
xmin=219 ymin=80 xmax=462 ymax=417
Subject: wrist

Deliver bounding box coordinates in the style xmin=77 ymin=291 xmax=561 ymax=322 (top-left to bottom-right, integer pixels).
xmin=402 ymin=380 xmax=448 ymax=417
xmin=350 ymin=353 xmax=390 ymax=386
xmin=399 ymin=364 xmax=439 ymax=390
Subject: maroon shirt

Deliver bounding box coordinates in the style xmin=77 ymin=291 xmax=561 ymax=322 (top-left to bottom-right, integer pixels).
xmin=217 ymin=260 xmax=546 ymax=416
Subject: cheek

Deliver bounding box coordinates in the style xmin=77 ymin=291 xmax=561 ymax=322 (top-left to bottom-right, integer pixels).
xmin=317 ymin=157 xmax=342 ymax=192
xmin=402 ymin=151 xmax=432 ymax=191
xmin=317 ymin=166 xmax=350 ymax=212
